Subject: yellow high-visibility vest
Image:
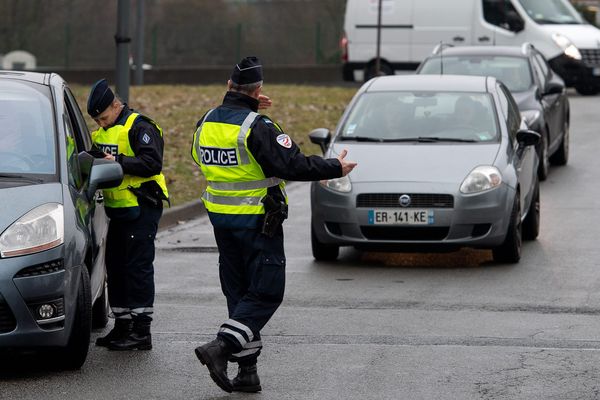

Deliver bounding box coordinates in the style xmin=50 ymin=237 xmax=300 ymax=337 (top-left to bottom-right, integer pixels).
xmin=191 ymin=109 xmax=286 ymax=215
xmin=92 ymin=112 xmax=169 ymax=208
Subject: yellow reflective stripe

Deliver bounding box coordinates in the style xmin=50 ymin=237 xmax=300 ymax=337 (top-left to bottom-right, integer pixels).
xmin=207 ymin=177 xmax=281 ymax=191
xmin=237 ymin=112 xmax=259 ymax=165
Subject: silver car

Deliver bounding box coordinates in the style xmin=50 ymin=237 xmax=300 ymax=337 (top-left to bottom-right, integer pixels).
xmin=0 ymin=71 xmax=122 ymax=368
xmin=310 ymin=75 xmax=540 ymax=263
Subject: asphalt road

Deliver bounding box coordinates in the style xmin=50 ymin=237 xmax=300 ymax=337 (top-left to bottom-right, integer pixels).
xmin=2 ymin=91 xmax=600 ymax=400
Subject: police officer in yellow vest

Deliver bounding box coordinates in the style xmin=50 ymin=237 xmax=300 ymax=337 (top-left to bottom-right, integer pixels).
xmin=191 ymin=57 xmax=357 ymax=393
xmin=87 ymin=79 xmax=169 ymax=351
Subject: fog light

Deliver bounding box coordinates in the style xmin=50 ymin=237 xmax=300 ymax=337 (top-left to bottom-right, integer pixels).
xmin=37 ymin=304 xmax=56 ymax=319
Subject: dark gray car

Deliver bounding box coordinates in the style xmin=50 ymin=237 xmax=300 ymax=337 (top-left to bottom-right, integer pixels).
xmin=310 ymin=75 xmax=540 ymax=264
xmin=0 ymin=71 xmax=122 ymax=369
xmin=417 ymin=44 xmax=570 ymax=181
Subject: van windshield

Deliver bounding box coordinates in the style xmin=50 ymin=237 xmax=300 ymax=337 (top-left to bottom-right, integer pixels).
xmin=518 ymin=0 xmax=584 ymax=24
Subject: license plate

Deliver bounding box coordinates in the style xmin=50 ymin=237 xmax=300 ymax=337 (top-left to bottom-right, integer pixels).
xmin=368 ymin=209 xmax=434 ymax=225
xmin=593 ymin=67 xmax=600 ymax=76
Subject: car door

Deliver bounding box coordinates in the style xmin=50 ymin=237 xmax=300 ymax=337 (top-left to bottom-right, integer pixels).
xmin=476 ymin=0 xmax=525 ymax=46
xmin=532 ymin=51 xmax=564 ymax=150
xmin=63 ymin=87 xmax=108 ymax=301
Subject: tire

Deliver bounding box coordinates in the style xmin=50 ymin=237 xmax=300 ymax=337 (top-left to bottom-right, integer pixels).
xmin=522 ymin=181 xmax=540 ymax=241
xmin=60 ymin=267 xmax=92 ymax=370
xmin=311 ymin=224 xmax=339 ymax=261
xmin=537 ymin=130 xmax=549 ymax=181
xmin=91 ymin=280 xmax=109 ymax=329
xmin=550 ymin=121 xmax=569 ymax=166
xmin=575 ymin=85 xmax=600 ymax=96
xmin=364 ymin=61 xmax=393 ymax=82
xmin=492 ymin=195 xmax=522 ymax=264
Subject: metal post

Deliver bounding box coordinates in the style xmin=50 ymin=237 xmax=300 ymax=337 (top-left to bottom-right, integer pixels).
xmin=152 ymin=25 xmax=158 ymax=65
xmin=375 ymin=0 xmax=382 ymax=76
xmin=236 ymin=23 xmax=242 ymax=61
xmin=134 ymin=0 xmax=145 ymax=86
xmin=116 ymin=0 xmax=131 ymax=103
xmin=64 ymin=23 xmax=70 ymax=68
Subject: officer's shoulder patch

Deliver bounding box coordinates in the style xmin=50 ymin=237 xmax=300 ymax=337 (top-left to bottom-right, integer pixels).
xmin=276 ymin=134 xmax=292 ymax=149
xmin=141 ymin=132 xmax=151 ymax=144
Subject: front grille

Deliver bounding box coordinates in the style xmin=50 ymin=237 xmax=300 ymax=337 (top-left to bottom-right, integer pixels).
xmin=0 ymin=301 xmax=17 ymax=334
xmin=356 ymin=193 xmax=454 ymax=208
xmin=14 ymin=259 xmax=64 ymax=278
xmin=361 ymin=226 xmax=450 ymax=241
xmin=580 ymin=49 xmax=600 ymax=67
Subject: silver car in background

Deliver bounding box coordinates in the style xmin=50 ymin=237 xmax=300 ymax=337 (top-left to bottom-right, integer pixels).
xmin=310 ymin=75 xmax=540 ymax=264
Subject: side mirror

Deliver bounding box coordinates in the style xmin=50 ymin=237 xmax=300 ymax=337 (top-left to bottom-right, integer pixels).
xmin=516 ymin=129 xmax=540 ymax=147
xmin=543 ymin=81 xmax=564 ymax=96
xmin=309 ymin=128 xmax=331 ymax=154
xmin=86 ymin=158 xmax=124 ymax=200
xmin=506 ymin=11 xmax=525 ymax=32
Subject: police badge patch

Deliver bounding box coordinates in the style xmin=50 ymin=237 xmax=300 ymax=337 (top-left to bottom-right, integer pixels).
xmin=142 ymin=133 xmax=151 ymax=144
xmin=276 ymin=134 xmax=292 ymax=149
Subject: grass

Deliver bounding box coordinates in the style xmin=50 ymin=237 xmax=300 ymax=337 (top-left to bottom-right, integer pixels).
xmin=71 ymin=84 xmax=357 ymax=206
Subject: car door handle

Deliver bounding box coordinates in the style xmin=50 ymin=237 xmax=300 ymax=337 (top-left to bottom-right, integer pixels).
xmin=478 ymin=36 xmax=490 ymax=42
xmin=453 ymin=36 xmax=465 ymax=42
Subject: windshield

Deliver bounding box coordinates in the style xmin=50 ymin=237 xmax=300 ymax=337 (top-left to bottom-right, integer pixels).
xmin=419 ymin=56 xmax=533 ymax=92
xmin=340 ymin=91 xmax=499 ymax=143
xmin=0 ymin=80 xmax=56 ymax=176
xmin=518 ymin=0 xmax=584 ymax=24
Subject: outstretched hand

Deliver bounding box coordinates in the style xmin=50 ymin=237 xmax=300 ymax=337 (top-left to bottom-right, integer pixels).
xmin=337 ymin=149 xmax=357 ymax=176
xmin=258 ymin=94 xmax=272 ymax=110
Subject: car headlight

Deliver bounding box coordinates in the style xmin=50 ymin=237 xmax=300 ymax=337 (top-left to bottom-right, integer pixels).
xmin=552 ymin=33 xmax=582 ymax=60
xmin=320 ymin=175 xmax=352 ymax=193
xmin=0 ymin=203 xmax=64 ymax=258
xmin=460 ymin=166 xmax=502 ymax=194
xmin=521 ymin=110 xmax=541 ymax=128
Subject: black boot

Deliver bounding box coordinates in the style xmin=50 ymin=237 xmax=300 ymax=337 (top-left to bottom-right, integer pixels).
xmin=95 ymin=319 xmax=132 ymax=347
xmin=107 ymin=319 xmax=152 ymax=351
xmin=194 ymin=338 xmax=233 ymax=393
xmin=232 ymin=364 xmax=262 ymax=393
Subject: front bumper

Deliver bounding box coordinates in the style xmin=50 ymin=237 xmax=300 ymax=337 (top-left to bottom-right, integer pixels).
xmin=311 ymin=181 xmax=515 ymax=252
xmin=0 ymin=245 xmax=79 ymax=348
xmin=549 ymin=51 xmax=600 ymax=88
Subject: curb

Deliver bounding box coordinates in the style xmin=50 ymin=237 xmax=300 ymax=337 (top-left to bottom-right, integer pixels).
xmin=158 ymin=199 xmax=207 ymax=231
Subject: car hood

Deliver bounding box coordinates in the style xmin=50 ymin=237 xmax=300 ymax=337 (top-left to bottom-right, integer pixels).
xmin=330 ymin=142 xmax=500 ymax=184
xmin=540 ymin=24 xmax=600 ymax=49
xmin=512 ymin=91 xmax=534 ymax=109
xmin=0 ymin=183 xmax=63 ymax=233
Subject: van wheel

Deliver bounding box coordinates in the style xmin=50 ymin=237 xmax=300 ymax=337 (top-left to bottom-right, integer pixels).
xmin=550 ymin=121 xmax=569 ymax=166
xmin=364 ymin=62 xmax=393 ymax=82
xmin=92 ymin=280 xmax=109 ymax=329
xmin=311 ymin=224 xmax=339 ymax=261
xmin=575 ymin=85 xmax=600 ymax=96
xmin=59 ymin=267 xmax=92 ymax=370
xmin=492 ymin=195 xmax=522 ymax=264
xmin=522 ymin=181 xmax=540 ymax=241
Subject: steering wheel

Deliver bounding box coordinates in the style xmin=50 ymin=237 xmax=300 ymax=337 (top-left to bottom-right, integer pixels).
xmin=0 ymin=151 xmax=36 ymax=171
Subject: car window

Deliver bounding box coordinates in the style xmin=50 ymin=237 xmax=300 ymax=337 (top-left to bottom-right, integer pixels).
xmin=64 ymin=87 xmax=92 ymax=151
xmin=0 ymin=80 xmax=57 ymax=175
xmin=533 ymin=53 xmax=550 ymax=81
xmin=518 ymin=0 xmax=583 ymax=24
xmin=419 ymin=55 xmax=532 ymax=92
xmin=340 ymin=91 xmax=499 ymax=142
xmin=496 ymin=83 xmax=510 ymax=125
xmin=530 ymin=56 xmax=546 ymax=88
xmin=482 ymin=0 xmax=524 ymax=32
xmin=499 ymin=84 xmax=520 ymax=142
xmin=63 ymin=102 xmax=83 ymax=189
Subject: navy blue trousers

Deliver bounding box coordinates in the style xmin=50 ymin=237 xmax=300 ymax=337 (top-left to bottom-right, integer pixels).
xmin=214 ymin=225 xmax=286 ymax=365
xmin=105 ymin=204 xmax=162 ymax=323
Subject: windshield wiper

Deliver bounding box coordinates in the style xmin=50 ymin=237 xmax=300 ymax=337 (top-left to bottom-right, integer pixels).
xmin=340 ymin=136 xmax=383 ymax=142
xmin=0 ymin=173 xmax=44 ymax=184
xmin=379 ymin=137 xmax=477 ymax=143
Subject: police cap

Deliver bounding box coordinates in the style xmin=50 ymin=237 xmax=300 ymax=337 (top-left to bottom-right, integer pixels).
xmin=230 ymin=56 xmax=263 ymax=85
xmin=87 ymin=78 xmax=115 ymax=117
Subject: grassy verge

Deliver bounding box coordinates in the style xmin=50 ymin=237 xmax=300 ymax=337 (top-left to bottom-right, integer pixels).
xmin=72 ymin=84 xmax=357 ymax=206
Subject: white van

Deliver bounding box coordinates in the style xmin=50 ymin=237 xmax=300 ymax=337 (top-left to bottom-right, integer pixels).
xmin=342 ymin=0 xmax=600 ymax=94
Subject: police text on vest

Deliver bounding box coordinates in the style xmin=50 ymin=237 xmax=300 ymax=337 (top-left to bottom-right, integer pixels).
xmin=199 ymin=146 xmax=239 ymax=166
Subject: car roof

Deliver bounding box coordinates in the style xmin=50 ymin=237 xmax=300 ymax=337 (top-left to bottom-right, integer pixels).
xmin=365 ymin=74 xmax=493 ymax=93
xmin=0 ymin=70 xmax=51 ymax=85
xmin=436 ymin=45 xmax=528 ymax=58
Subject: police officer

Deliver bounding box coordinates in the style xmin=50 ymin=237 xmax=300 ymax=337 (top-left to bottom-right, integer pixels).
xmin=88 ymin=79 xmax=169 ymax=351
xmin=191 ymin=57 xmax=357 ymax=393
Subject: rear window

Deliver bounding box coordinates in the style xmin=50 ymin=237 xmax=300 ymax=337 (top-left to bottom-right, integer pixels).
xmin=420 ymin=56 xmax=533 ymax=92
xmin=0 ymin=80 xmax=56 ymax=175
xmin=340 ymin=91 xmax=499 ymax=143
